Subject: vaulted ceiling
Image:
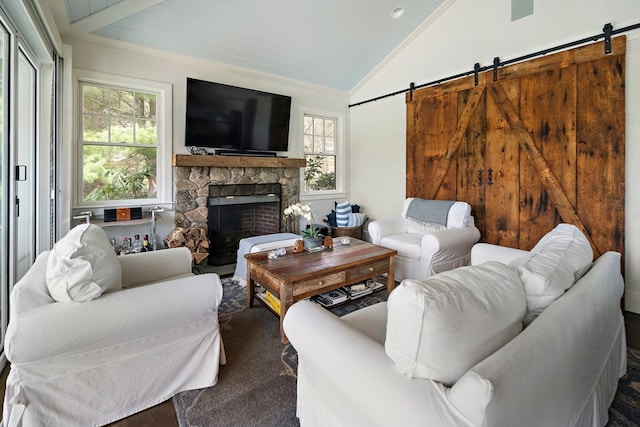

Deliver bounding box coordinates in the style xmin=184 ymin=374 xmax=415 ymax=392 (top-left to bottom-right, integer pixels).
xmin=49 ymin=0 xmax=447 ymax=91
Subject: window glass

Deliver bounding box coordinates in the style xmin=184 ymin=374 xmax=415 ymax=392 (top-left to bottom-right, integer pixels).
xmin=304 ymin=114 xmax=337 ymax=192
xmin=80 ymin=82 xmax=158 ymax=203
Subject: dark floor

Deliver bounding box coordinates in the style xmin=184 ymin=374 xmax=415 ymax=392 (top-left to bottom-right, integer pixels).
xmin=1 ymin=311 xmax=639 ymax=426
xmin=625 ymin=310 xmax=640 ymax=350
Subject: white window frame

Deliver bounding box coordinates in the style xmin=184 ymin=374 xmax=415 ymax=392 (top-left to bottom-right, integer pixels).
xmin=301 ymin=108 xmax=346 ymax=199
xmin=73 ymin=69 xmax=172 ymax=209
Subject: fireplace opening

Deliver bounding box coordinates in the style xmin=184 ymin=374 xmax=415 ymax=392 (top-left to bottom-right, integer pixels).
xmin=208 ymin=183 xmax=281 ymax=265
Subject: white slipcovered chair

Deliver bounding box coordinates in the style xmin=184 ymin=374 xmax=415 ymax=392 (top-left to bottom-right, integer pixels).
xmin=2 ymin=224 xmax=225 ymax=426
xmin=368 ymin=198 xmax=481 ymax=281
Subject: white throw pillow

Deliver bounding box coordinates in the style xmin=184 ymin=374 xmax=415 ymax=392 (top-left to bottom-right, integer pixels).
xmin=529 ymin=223 xmax=593 ymax=280
xmin=347 ymin=212 xmax=367 ymax=227
xmin=46 ymin=224 xmax=122 ymax=302
xmin=385 ymin=262 xmax=525 ymax=385
xmin=447 ymin=201 xmax=472 ymax=228
xmin=509 ymin=223 xmax=593 ymax=324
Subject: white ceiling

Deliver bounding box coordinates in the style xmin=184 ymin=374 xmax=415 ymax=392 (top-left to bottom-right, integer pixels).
xmin=49 ymin=0 xmax=446 ymax=91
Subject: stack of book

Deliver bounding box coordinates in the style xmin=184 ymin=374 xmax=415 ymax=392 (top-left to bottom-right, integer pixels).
xmin=313 ymin=289 xmax=348 ymax=307
xmin=366 ymin=277 xmax=387 ymax=292
xmin=312 ymin=278 xmax=387 ymax=307
xmin=263 ymin=290 xmax=281 ymax=312
xmin=340 ymin=282 xmax=373 ymax=299
xmin=260 ymin=276 xmax=388 ymax=310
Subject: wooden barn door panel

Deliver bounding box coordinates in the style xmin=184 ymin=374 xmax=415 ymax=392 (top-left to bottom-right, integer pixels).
xmin=484 ymin=79 xmax=521 ymax=247
xmin=430 ymin=93 xmax=459 ymax=200
xmin=406 ymin=98 xmax=419 ymax=196
xmin=487 ymin=82 xmax=598 ymax=253
xmin=518 ymin=66 xmax=578 ymax=249
xmin=407 ymin=93 xmax=458 ymax=198
xmin=406 ymin=36 xmax=625 ymax=259
xmin=405 ymin=98 xmax=423 ymax=196
xmin=576 ymin=54 xmax=625 ymax=257
xmin=457 ymin=88 xmax=487 ymax=238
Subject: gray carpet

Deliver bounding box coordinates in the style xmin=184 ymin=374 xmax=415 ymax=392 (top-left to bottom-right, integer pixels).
xmin=173 ymin=278 xmax=639 ymax=427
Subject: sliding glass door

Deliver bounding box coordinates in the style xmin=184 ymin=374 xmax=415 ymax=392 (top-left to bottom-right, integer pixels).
xmin=0 ymin=18 xmax=8 ymax=371
xmin=0 ymin=3 xmax=54 ymax=371
xmin=14 ymin=48 xmax=37 ymax=281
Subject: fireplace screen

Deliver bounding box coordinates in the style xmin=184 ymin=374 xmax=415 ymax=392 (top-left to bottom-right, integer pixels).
xmin=208 ymin=183 xmax=281 ymax=265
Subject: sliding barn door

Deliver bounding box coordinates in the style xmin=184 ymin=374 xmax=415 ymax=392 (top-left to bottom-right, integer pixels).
xmin=407 ymin=36 xmax=625 ymax=259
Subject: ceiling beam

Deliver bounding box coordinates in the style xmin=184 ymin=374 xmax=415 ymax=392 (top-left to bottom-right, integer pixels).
xmin=45 ymin=0 xmax=71 ymax=35
xmin=63 ymin=0 xmax=165 ymax=37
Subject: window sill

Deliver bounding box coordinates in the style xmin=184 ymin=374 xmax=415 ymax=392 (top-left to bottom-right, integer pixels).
xmin=301 ymin=191 xmax=347 ymax=202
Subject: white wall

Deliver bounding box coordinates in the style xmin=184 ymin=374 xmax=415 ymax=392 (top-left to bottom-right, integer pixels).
xmin=349 ymin=0 xmax=640 ymax=312
xmin=62 ymin=36 xmax=350 ymax=241
xmin=349 ymin=96 xmax=406 ymax=223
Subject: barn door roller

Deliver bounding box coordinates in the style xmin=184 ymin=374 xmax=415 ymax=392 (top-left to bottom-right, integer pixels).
xmin=474 ymin=63 xmax=480 ymax=86
xmin=603 ymin=23 xmax=613 ymax=54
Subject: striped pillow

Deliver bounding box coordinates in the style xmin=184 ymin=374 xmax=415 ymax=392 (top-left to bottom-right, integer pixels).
xmin=335 ymin=201 xmax=351 ymax=227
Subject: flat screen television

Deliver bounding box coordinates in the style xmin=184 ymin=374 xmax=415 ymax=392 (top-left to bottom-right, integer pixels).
xmin=185 ymin=78 xmax=292 ymax=154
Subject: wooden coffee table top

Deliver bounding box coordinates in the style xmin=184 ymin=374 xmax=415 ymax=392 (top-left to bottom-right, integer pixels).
xmin=244 ymin=238 xmax=396 ymax=282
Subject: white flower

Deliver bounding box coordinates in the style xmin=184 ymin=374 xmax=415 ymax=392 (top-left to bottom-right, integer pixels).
xmin=284 ymin=203 xmax=319 ymax=237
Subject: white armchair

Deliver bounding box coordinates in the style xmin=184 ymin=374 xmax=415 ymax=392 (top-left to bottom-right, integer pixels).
xmin=368 ymin=198 xmax=480 ymax=281
xmin=3 ymin=225 xmax=225 ymax=426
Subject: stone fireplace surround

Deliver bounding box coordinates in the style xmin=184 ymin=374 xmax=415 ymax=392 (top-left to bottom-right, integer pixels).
xmin=172 ymin=155 xmax=306 ymax=233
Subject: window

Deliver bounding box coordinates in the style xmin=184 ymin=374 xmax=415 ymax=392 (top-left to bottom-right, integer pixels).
xmin=303 ymin=114 xmax=337 ymax=192
xmin=80 ymin=83 xmax=156 ymax=202
xmin=75 ymin=71 xmax=171 ymax=207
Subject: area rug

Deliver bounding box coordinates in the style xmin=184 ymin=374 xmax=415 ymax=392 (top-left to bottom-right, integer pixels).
xmin=173 ymin=278 xmax=640 ymax=427
xmin=172 ymin=278 xmax=387 ymax=427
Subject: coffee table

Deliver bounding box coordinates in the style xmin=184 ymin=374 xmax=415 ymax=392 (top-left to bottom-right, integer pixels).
xmin=245 ymin=238 xmax=397 ymax=343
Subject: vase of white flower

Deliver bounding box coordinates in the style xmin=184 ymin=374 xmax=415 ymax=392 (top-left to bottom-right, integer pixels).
xmin=284 ymin=202 xmax=323 ymax=249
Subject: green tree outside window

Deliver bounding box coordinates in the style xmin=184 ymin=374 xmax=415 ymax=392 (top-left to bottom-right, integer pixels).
xmin=303 ymin=115 xmax=337 ymax=192
xmin=80 ymin=83 xmax=158 ymax=202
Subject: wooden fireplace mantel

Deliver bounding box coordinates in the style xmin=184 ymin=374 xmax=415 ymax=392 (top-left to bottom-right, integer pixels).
xmin=172 ymin=154 xmax=306 ymax=168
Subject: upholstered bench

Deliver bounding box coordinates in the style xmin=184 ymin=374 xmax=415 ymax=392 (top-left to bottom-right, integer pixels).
xmin=232 ymin=233 xmax=301 ymax=285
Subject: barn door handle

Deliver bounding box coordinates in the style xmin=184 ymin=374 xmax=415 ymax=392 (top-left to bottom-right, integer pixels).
xmin=487 ymin=168 xmax=494 ymax=186
xmin=478 ymin=169 xmax=483 ymax=186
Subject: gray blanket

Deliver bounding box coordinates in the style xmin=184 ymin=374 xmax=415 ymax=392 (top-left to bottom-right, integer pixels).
xmin=406 ymin=199 xmax=455 ymax=226
xmin=233 ymin=233 xmax=300 ymax=283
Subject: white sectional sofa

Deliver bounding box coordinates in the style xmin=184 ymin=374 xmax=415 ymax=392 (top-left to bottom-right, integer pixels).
xmin=284 ymin=224 xmax=627 ymax=427
xmin=2 ymin=224 xmax=225 ymax=426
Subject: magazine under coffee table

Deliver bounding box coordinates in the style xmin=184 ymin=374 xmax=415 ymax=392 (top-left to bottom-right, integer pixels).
xmin=245 ymin=238 xmax=397 ymax=344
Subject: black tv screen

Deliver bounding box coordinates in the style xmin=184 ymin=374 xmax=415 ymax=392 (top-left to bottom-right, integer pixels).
xmin=185 ymin=78 xmax=291 ymax=153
